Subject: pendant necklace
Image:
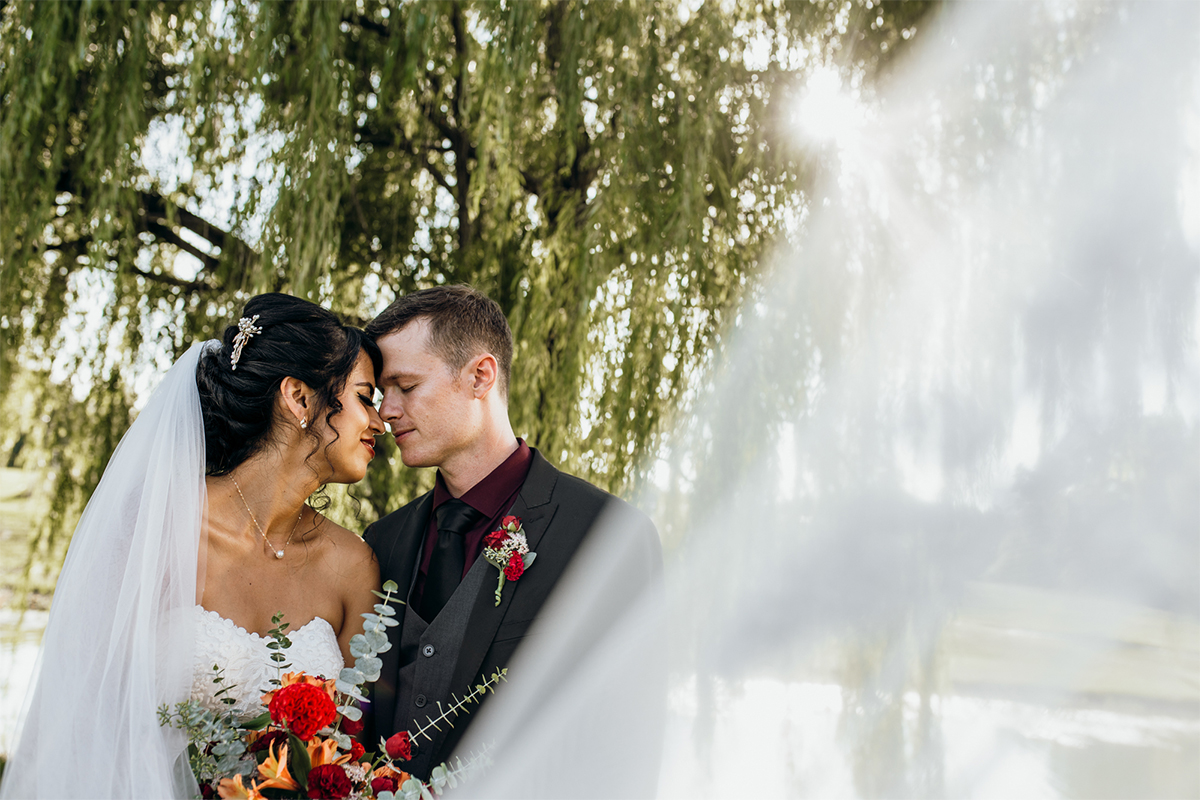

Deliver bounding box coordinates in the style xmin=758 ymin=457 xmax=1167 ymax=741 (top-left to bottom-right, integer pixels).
xmin=230 ymin=475 xmax=304 ymax=559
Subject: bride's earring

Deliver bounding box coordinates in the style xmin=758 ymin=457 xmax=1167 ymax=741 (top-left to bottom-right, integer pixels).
xmin=300 ymin=417 xmax=308 ymax=429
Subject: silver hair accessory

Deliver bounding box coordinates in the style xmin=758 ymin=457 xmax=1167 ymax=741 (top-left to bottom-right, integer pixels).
xmin=230 ymin=314 xmax=263 ymax=371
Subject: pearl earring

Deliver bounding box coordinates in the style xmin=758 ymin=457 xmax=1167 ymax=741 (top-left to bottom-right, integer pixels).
xmin=300 ymin=417 xmax=307 ymax=429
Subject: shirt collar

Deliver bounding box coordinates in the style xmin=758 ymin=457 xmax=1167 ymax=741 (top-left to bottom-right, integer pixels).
xmin=431 ymin=438 xmax=532 ymax=516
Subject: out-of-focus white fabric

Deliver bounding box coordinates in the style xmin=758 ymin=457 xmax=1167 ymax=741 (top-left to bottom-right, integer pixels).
xmin=1 ymin=342 xmax=211 ymax=799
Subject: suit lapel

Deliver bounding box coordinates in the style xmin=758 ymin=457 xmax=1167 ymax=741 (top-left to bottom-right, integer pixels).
xmin=451 ymin=451 xmax=559 ymax=691
xmin=380 ymin=493 xmax=434 ymax=596
xmin=371 ymin=492 xmax=433 ymax=739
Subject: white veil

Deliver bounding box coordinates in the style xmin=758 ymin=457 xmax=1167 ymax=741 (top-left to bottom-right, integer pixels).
xmin=1 ymin=342 xmax=211 ymax=798
xmin=457 ymin=2 xmax=1199 ymax=797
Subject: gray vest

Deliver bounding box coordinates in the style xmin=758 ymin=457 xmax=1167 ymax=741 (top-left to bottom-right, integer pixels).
xmin=393 ymin=554 xmax=489 ymax=777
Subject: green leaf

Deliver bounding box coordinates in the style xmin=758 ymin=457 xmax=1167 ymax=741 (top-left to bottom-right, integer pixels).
xmin=399 ymin=778 xmax=426 ymax=800
xmin=288 ymin=732 xmax=311 ymax=790
xmin=382 ymin=579 xmax=399 ymax=593
xmin=241 ymin=711 xmax=271 ymax=731
xmin=365 ymin=629 xmax=389 ymax=651
xmin=338 ymin=703 xmax=363 ymax=722
xmin=374 ymin=603 xmax=397 ymax=616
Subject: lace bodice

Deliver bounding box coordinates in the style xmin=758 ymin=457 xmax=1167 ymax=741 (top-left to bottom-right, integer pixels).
xmin=191 ymin=606 xmax=344 ymax=716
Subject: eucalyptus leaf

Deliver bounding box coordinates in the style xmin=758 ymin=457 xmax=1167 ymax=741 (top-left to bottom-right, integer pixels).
xmin=339 ymin=667 xmax=365 ymax=685
xmin=350 ymin=637 xmax=371 ymax=658
xmin=523 ymin=551 xmax=537 ymax=568
xmin=382 ymin=579 xmax=399 ymax=593
xmin=338 ymin=704 xmax=363 ymax=722
xmin=356 ymin=655 xmax=383 ymax=674
xmin=366 ymin=629 xmax=389 ymax=650
xmin=374 ymin=603 xmax=397 ymax=616
xmin=380 ymin=616 xmax=399 ymax=627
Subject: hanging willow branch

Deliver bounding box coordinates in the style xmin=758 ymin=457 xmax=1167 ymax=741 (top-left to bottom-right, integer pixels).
xmin=0 ymin=0 xmax=936 ymax=573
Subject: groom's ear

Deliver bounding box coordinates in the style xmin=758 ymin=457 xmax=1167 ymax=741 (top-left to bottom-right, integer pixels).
xmin=467 ymin=353 xmax=499 ymax=399
xmin=278 ymin=376 xmax=314 ymax=425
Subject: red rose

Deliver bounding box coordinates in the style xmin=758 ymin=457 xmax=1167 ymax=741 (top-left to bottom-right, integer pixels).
xmin=483 ymin=530 xmax=508 ymax=549
xmin=371 ymin=776 xmax=398 ymax=795
xmin=385 ymin=730 xmax=412 ymax=761
xmin=349 ymin=740 xmax=365 ymax=761
xmin=340 ymin=714 xmax=364 ymax=736
xmin=504 ymin=551 xmax=525 ymax=581
xmin=268 ymin=682 xmax=337 ymax=740
xmin=200 ymin=782 xmax=216 ymax=799
xmin=306 ymin=764 xmax=352 ymax=799
xmin=501 ymin=515 xmax=519 ymax=528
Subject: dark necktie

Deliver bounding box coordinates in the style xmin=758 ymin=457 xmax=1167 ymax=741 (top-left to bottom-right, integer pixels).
xmin=420 ymin=499 xmax=486 ymax=620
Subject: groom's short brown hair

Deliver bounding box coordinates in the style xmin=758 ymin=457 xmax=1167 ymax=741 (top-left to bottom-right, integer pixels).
xmin=365 ymin=285 xmax=514 ymax=398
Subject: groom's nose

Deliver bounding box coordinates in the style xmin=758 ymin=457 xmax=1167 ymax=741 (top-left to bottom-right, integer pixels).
xmin=378 ymin=389 xmax=403 ymax=424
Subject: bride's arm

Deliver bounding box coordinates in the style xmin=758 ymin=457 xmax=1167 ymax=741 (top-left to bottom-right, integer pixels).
xmin=336 ymin=538 xmax=383 ymax=666
xmin=338 ymin=544 xmax=379 ymax=662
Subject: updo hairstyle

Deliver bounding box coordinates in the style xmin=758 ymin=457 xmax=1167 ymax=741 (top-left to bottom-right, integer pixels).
xmin=196 ymin=293 xmax=382 ymax=476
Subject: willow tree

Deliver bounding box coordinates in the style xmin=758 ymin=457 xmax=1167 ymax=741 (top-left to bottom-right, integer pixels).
xmin=0 ymin=0 xmax=933 ymax=568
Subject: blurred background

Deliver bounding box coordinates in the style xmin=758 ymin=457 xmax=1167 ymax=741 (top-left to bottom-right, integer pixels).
xmin=1 ymin=1 xmax=1197 ymax=796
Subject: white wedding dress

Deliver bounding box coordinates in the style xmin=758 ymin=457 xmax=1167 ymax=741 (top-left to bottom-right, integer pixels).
xmin=191 ymin=607 xmax=344 ymax=716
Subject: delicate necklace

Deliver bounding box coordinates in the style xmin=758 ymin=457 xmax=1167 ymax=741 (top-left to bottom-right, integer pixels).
xmin=229 ymin=475 xmax=304 ymax=559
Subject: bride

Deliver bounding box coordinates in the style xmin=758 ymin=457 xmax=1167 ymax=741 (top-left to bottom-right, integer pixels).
xmin=0 ymin=293 xmax=385 ymax=798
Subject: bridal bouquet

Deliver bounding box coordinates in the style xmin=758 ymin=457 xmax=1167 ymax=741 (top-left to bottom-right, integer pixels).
xmin=160 ymin=581 xmax=501 ymax=800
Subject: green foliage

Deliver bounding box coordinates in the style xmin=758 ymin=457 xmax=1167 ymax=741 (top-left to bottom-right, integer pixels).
xmin=158 ymin=679 xmax=247 ymax=781
xmin=0 ymin=1 xmax=935 ymax=569
xmin=265 ymin=610 xmax=293 ymax=686
xmin=336 ymin=577 xmax=399 ymax=712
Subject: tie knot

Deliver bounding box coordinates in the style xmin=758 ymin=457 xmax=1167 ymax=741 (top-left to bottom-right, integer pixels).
xmin=435 ymin=498 xmax=486 ymax=536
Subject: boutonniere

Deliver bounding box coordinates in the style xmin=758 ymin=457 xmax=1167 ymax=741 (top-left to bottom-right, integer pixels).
xmin=482 ymin=515 xmax=536 ymax=606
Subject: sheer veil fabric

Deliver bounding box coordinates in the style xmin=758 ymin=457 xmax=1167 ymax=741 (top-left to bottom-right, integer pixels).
xmin=1 ymin=342 xmax=212 ymax=798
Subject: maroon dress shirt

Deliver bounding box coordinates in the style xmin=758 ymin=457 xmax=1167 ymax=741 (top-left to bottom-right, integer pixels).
xmin=410 ymin=439 xmax=533 ymax=609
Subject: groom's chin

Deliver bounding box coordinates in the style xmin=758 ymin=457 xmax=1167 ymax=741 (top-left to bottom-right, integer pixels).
xmin=396 ymin=448 xmax=432 ymax=469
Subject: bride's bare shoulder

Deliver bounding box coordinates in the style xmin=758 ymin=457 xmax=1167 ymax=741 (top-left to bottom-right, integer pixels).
xmin=311 ymin=513 xmax=379 ymax=574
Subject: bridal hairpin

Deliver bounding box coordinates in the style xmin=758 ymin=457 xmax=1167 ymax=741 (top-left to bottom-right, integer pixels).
xmin=230 ymin=314 xmax=263 ymax=370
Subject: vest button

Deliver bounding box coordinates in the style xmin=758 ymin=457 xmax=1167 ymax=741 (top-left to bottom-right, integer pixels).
xmin=422 ymin=644 xmax=435 ymax=657
xmin=415 ymin=694 xmax=427 ymax=708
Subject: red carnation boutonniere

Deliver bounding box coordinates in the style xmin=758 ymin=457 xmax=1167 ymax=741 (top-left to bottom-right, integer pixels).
xmin=482 ymin=515 xmax=536 ymax=606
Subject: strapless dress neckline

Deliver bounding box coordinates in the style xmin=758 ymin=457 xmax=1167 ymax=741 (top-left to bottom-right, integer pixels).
xmin=190 ymin=606 xmax=344 ymax=716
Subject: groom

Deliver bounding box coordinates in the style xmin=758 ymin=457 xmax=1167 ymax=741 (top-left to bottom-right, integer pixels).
xmin=362 ymin=285 xmax=662 ymax=782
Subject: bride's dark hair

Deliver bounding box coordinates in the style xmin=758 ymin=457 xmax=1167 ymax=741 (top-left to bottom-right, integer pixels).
xmin=196 ymin=293 xmax=381 ymax=476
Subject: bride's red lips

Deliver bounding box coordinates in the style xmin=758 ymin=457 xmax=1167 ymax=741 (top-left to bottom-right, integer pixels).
xmin=361 ymin=439 xmax=375 ymax=457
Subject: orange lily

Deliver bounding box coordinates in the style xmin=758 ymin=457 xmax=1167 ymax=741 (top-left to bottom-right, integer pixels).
xmin=307 ymin=736 xmax=340 ymax=767
xmin=373 ymin=764 xmax=410 ymax=783
xmin=216 ymin=774 xmax=265 ymax=800
xmin=256 ymin=741 xmax=300 ymax=792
